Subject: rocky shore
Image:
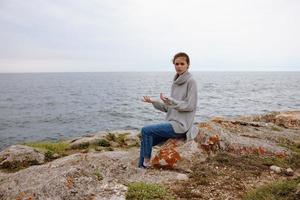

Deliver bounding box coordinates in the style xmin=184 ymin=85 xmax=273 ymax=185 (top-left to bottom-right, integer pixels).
xmin=0 ymin=110 xmax=299 ymax=200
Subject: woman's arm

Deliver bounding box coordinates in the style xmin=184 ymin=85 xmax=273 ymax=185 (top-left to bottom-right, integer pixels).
xmin=164 ymin=79 xmax=198 ymax=112
xmin=142 ymin=96 xmax=168 ymax=113
xmin=152 ymin=100 xmax=168 ymax=113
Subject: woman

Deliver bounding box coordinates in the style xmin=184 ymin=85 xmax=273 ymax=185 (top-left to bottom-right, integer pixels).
xmin=139 ymin=52 xmax=199 ymax=169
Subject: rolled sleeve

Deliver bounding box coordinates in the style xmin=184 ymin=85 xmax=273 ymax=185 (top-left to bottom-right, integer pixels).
xmin=152 ymin=101 xmax=168 ymax=113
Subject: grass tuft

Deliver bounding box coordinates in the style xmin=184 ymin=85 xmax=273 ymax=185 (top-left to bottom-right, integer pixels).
xmin=126 ymin=182 xmax=174 ymax=200
xmin=23 ymin=140 xmax=70 ymax=159
xmin=243 ymin=177 xmax=300 ymax=200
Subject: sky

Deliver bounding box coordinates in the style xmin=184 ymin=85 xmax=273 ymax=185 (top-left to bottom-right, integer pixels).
xmin=0 ymin=0 xmax=299 ymax=72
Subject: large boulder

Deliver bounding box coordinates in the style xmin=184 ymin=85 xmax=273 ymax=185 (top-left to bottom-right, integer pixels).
xmin=241 ymin=111 xmax=300 ymax=129
xmin=151 ymin=139 xmax=207 ymax=171
xmin=0 ymin=149 xmax=188 ymax=200
xmin=0 ymin=145 xmax=45 ymax=170
xmin=150 ymin=111 xmax=300 ymax=171
xmin=195 ymin=115 xmax=293 ymax=157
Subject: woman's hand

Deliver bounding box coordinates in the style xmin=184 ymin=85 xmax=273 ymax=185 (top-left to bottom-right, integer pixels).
xmin=142 ymin=96 xmax=153 ymax=103
xmin=160 ymin=93 xmax=171 ymax=105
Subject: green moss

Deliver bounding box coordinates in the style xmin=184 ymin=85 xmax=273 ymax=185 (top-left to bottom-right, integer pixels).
xmin=98 ymin=139 xmax=110 ymax=147
xmin=105 ymin=132 xmax=117 ymax=142
xmin=0 ymin=159 xmax=40 ymax=173
xmin=78 ymin=142 xmax=90 ymax=149
xmin=94 ymin=169 xmax=103 ymax=181
xmin=23 ymin=140 xmax=70 ymax=158
xmin=44 ymin=150 xmax=55 ymax=161
xmin=105 ymin=146 xmax=114 ymax=151
xmin=126 ymin=182 xmax=174 ymax=200
xmin=115 ymin=133 xmax=129 ymax=146
xmin=271 ymin=126 xmax=281 ymax=131
xmin=105 ymin=132 xmax=130 ymax=146
xmin=278 ymin=142 xmax=300 ymax=169
xmin=93 ymin=146 xmax=113 ymax=151
xmin=243 ymin=177 xmax=300 ymax=200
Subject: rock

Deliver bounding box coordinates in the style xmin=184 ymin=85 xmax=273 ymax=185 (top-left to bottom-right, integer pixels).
xmin=151 ymin=139 xmax=182 ymax=169
xmin=68 ymin=134 xmax=106 ymax=149
xmin=151 ymin=139 xmax=207 ymax=171
xmin=0 ymin=145 xmax=45 ymax=170
xmin=0 ymin=149 xmax=186 ymax=200
xmin=69 ymin=130 xmax=141 ymax=149
xmin=176 ymin=140 xmax=207 ymax=170
xmin=176 ymin=173 xmax=189 ymax=181
xmin=270 ymin=165 xmax=282 ymax=174
xmin=284 ymin=168 xmax=294 ymax=176
xmin=0 ymin=111 xmax=299 ymax=199
xmin=52 ymin=153 xmax=60 ymax=159
xmin=244 ymin=111 xmax=300 ymax=129
xmin=196 ymin=114 xmax=292 ymax=158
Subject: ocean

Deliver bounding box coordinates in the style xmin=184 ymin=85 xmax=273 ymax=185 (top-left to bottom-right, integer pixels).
xmin=0 ymin=71 xmax=299 ymax=150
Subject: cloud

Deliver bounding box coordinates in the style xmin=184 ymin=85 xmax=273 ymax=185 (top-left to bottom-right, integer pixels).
xmin=0 ymin=0 xmax=299 ymax=72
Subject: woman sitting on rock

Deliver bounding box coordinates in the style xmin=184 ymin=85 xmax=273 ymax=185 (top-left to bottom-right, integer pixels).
xmin=139 ymin=52 xmax=199 ymax=169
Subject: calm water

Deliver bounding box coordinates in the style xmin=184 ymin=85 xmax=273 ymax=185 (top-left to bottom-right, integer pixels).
xmin=0 ymin=72 xmax=299 ymax=150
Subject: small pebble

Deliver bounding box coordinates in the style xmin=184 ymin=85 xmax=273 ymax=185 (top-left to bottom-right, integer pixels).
xmin=285 ymin=168 xmax=294 ymax=176
xmin=176 ymin=173 xmax=189 ymax=181
xmin=270 ymin=165 xmax=281 ymax=174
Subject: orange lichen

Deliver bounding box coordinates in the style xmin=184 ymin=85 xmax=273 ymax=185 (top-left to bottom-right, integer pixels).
xmin=211 ymin=117 xmax=226 ymax=123
xmin=198 ymin=123 xmax=214 ymax=131
xmin=275 ymin=151 xmax=289 ymax=159
xmin=15 ymin=192 xmax=33 ymax=200
xmin=65 ymin=176 xmax=74 ymax=189
xmin=151 ymin=139 xmax=181 ymax=168
xmin=16 ymin=192 xmax=26 ymax=200
xmin=200 ymin=134 xmax=221 ymax=155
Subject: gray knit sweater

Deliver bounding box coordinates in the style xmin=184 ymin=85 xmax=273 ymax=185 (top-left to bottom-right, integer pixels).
xmin=152 ymin=70 xmax=199 ymax=140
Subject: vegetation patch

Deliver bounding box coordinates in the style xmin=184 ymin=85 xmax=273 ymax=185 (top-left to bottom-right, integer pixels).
xmin=126 ymin=182 xmax=174 ymax=200
xmin=1 ymin=160 xmax=40 ymax=173
xmin=105 ymin=132 xmax=130 ymax=147
xmin=278 ymin=142 xmax=300 ymax=169
xmin=94 ymin=169 xmax=103 ymax=181
xmin=23 ymin=140 xmax=70 ymax=160
xmin=98 ymin=139 xmax=110 ymax=147
xmin=243 ymin=177 xmax=300 ymax=200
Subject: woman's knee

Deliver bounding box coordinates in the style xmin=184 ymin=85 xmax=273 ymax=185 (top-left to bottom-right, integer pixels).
xmin=141 ymin=125 xmax=152 ymax=137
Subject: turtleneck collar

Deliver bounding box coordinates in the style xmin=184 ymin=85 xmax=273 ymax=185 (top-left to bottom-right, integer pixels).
xmin=173 ymin=70 xmax=192 ymax=85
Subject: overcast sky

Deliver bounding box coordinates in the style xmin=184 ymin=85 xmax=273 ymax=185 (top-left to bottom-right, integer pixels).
xmin=0 ymin=0 xmax=299 ymax=72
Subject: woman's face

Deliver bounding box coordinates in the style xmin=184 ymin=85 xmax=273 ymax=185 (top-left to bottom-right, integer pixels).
xmin=174 ymin=57 xmax=189 ymax=75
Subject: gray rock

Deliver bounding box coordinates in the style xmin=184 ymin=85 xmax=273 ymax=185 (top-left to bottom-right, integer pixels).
xmin=68 ymin=130 xmax=141 ymax=149
xmin=176 ymin=140 xmax=207 ymax=171
xmin=0 ymin=149 xmax=186 ymax=200
xmin=0 ymin=145 xmax=45 ymax=169
xmin=68 ymin=134 xmax=106 ymax=149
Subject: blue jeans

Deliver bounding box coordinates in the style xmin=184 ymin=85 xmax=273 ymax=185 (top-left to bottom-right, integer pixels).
xmin=138 ymin=122 xmax=186 ymax=168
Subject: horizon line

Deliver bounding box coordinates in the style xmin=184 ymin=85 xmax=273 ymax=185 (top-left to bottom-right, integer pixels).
xmin=0 ymin=70 xmax=300 ymax=74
